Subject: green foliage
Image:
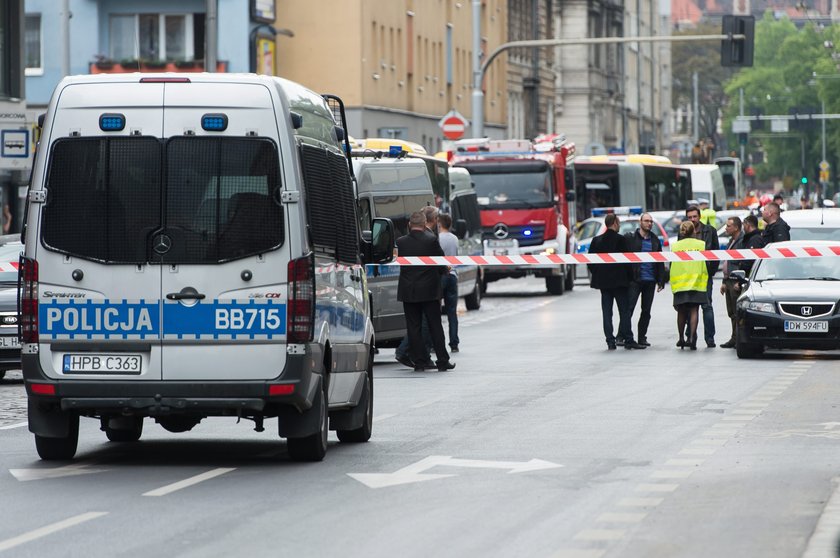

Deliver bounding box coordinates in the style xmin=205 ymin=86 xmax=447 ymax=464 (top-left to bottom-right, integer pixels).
xmin=722 ymin=13 xmax=839 ymax=188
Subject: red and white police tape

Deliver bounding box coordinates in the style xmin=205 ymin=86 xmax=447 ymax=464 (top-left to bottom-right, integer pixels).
xmin=0 ymin=261 xmax=18 ymax=272
xmin=380 ymin=245 xmax=840 ymax=266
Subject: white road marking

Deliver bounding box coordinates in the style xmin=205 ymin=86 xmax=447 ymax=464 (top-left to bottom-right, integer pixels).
xmin=731 ymin=409 xmax=762 ymax=415
xmin=410 ymin=396 xmax=447 ymax=409
xmin=596 ymin=512 xmax=647 ymax=523
xmin=373 ymin=413 xmax=397 ymax=423
xmin=679 ymin=447 xmax=717 ymax=456
xmin=665 ymin=458 xmax=705 ymax=466
xmin=722 ymin=416 xmax=755 ymax=422
xmin=142 ymin=467 xmax=235 ymax=497
xmin=704 ymin=428 xmax=739 ymax=436
xmin=550 ymin=550 xmax=605 ymax=558
xmin=0 ymin=511 xmax=108 ymax=552
xmin=574 ymin=529 xmax=626 ymax=541
xmin=650 ymin=469 xmax=693 ymax=479
xmin=740 ymin=402 xmax=770 ymax=408
xmin=11 ymin=463 xmax=108 ymax=482
xmin=617 ymin=497 xmax=664 ymax=507
xmin=634 ymin=483 xmax=679 ymax=492
xmin=689 ymin=438 xmax=728 ymax=446
xmin=0 ymin=422 xmax=27 ymax=430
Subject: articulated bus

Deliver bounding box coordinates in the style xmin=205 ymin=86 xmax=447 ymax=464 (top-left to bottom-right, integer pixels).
xmin=573 ymin=154 xmax=692 ymax=221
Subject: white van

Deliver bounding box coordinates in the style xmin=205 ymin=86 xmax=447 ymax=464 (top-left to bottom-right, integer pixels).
xmin=684 ymin=164 xmax=727 ymax=212
xmin=20 ymin=73 xmax=394 ymax=462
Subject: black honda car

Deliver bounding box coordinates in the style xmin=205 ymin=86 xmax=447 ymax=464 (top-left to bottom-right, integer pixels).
xmin=0 ymin=236 xmax=22 ymax=379
xmin=733 ymin=241 xmax=840 ymax=358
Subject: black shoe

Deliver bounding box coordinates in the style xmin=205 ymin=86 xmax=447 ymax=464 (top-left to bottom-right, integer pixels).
xmin=706 ymin=340 xmax=716 ymax=348
xmin=436 ymin=361 xmax=456 ymax=371
xmin=607 ymin=342 xmax=617 ymax=350
xmin=615 ymin=339 xmax=626 ymax=347
xmin=625 ymin=341 xmax=648 ymax=350
xmin=395 ymin=354 xmax=415 ymax=368
xmin=413 ymin=360 xmax=435 ymax=371
xmin=450 ymin=345 xmax=459 ymax=353
xmin=720 ymin=339 xmax=736 ymax=349
xmin=638 ymin=338 xmax=651 ymax=347
xmin=677 ymin=339 xmax=685 ymax=349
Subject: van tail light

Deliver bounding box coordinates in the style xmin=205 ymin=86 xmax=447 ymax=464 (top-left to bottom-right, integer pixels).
xmin=19 ymin=256 xmax=39 ymax=344
xmin=287 ymin=254 xmax=315 ymax=343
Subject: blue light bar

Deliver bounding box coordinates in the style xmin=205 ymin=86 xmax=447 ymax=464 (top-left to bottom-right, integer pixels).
xmin=201 ymin=113 xmax=228 ymax=131
xmin=388 ymin=145 xmax=403 ymax=157
xmin=591 ymin=205 xmax=643 ymax=217
xmin=99 ymin=113 xmax=125 ymax=132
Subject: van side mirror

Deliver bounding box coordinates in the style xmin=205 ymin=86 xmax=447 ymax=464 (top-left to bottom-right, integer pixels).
xmin=362 ymin=217 xmax=395 ymax=264
xmin=729 ymin=269 xmax=747 ymax=283
xmin=452 ymin=218 xmax=468 ymax=240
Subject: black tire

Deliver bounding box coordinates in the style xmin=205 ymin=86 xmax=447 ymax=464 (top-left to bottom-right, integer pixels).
xmin=0 ymin=370 xmax=5 ymax=381
xmin=336 ymin=359 xmax=373 ymax=443
xmin=34 ymin=414 xmax=79 ymax=461
xmin=564 ymin=265 xmax=575 ymax=291
xmin=546 ymin=274 xmax=565 ymax=295
xmin=105 ymin=417 xmax=143 ymax=443
xmin=464 ymin=277 xmax=482 ymax=310
xmin=736 ymin=340 xmax=761 ymax=359
xmin=287 ymin=379 xmax=328 ymax=462
xmin=480 ymin=277 xmax=488 ymax=294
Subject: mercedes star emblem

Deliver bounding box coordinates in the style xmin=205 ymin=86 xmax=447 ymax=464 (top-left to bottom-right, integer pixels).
xmin=493 ymin=223 xmax=509 ymax=239
xmin=153 ymin=234 xmax=173 ymax=255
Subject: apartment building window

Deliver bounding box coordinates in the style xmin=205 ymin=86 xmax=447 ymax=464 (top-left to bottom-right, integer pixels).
xmin=109 ymin=13 xmax=202 ymax=61
xmin=25 ymin=14 xmax=42 ymax=76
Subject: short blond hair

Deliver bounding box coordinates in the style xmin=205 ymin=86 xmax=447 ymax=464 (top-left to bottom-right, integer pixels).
xmin=680 ymin=220 xmax=695 ymax=237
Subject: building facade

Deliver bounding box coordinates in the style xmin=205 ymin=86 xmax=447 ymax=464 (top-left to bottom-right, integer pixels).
xmin=277 ymin=0 xmax=508 ymax=153
xmin=1 ymin=0 xmax=27 ymax=233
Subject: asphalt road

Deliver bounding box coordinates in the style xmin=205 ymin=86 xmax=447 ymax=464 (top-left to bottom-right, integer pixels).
xmin=2 ymin=276 xmax=840 ymax=558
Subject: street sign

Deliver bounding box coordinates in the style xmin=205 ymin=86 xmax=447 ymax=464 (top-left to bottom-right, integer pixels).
xmin=732 ymin=120 xmax=750 ymax=133
xmin=820 ymin=170 xmax=830 ymax=182
xmin=770 ymin=118 xmax=789 ymax=133
xmin=819 ymin=160 xmax=830 ymax=172
xmin=439 ymin=110 xmax=468 ymax=140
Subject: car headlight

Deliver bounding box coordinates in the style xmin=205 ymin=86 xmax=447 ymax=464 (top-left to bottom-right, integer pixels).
xmin=747 ymin=301 xmax=776 ymax=314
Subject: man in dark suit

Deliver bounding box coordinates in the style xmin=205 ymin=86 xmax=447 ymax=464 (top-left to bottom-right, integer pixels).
xmin=589 ymin=213 xmax=645 ymax=351
xmin=397 ymin=211 xmax=455 ymax=371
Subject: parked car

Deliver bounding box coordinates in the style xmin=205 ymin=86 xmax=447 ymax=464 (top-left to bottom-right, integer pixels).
xmin=782 ymin=208 xmax=840 ymax=241
xmin=732 ymin=241 xmax=840 ymax=358
xmin=0 ymin=235 xmax=21 ymax=380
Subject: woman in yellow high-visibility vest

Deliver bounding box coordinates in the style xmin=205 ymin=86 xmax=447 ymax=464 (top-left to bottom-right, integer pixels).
xmin=670 ymin=221 xmax=709 ymax=350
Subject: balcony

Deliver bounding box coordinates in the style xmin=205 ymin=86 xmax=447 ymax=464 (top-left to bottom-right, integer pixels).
xmin=89 ymin=60 xmax=228 ymax=74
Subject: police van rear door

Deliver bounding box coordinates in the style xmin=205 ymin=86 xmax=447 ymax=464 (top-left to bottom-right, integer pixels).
xmin=156 ymin=82 xmax=288 ymax=381
xmin=37 ymin=82 xmax=165 ymax=380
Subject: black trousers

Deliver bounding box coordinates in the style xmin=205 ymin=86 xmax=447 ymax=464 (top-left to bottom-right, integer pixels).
xmin=628 ymin=280 xmax=656 ymax=341
xmin=600 ymin=287 xmax=631 ymax=343
xmin=403 ymin=300 xmax=450 ymax=365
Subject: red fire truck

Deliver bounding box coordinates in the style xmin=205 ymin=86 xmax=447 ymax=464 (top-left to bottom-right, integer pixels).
xmin=451 ymin=136 xmax=577 ymax=295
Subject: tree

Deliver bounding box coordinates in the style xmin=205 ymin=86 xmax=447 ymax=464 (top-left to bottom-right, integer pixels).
xmin=672 ymin=23 xmax=736 ymax=151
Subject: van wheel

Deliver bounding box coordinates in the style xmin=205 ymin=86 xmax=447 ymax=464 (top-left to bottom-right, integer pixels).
xmin=337 ymin=359 xmax=373 ymax=443
xmin=546 ymin=274 xmax=565 ymax=295
xmin=464 ymin=277 xmax=482 ymax=310
xmin=564 ymin=266 xmax=575 ymax=291
xmin=480 ymin=277 xmax=488 ymax=294
xmin=287 ymin=379 xmax=328 ymax=461
xmin=0 ymin=370 xmax=5 ymax=381
xmin=106 ymin=417 xmax=143 ymax=443
xmin=35 ymin=414 xmax=79 ymax=461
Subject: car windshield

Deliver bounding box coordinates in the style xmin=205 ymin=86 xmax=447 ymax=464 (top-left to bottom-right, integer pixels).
xmin=789 ymin=227 xmax=840 ymax=241
xmin=753 ymin=256 xmax=840 ymax=281
xmin=473 ymin=170 xmax=553 ymax=207
xmin=0 ymin=243 xmax=22 ymax=284
xmin=661 ymin=214 xmax=686 ymax=237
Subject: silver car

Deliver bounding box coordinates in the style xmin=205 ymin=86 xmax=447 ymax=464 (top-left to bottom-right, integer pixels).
xmin=0 ymin=236 xmax=21 ymax=380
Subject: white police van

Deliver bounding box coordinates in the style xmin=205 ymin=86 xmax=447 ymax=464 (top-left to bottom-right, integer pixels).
xmin=20 ymin=73 xmax=394 ymax=461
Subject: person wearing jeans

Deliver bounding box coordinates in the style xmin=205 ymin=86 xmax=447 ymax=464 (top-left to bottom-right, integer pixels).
xmin=625 ymin=213 xmax=666 ymax=346
xmin=437 ymin=213 xmax=460 ymax=352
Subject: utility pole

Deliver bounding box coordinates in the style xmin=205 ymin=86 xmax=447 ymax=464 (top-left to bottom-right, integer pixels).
xmin=206 ymin=0 xmax=218 ymax=73
xmin=61 ymin=0 xmax=70 ymax=77
xmin=471 ymin=0 xmax=484 ymax=138
xmin=739 ymin=87 xmax=745 ymax=165
xmin=692 ymin=71 xmax=699 ymax=144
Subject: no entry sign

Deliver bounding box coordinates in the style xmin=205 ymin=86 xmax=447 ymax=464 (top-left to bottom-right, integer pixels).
xmin=439 ymin=110 xmax=468 ymax=140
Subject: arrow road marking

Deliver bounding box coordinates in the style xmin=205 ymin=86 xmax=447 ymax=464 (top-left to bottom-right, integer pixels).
xmin=10 ymin=463 xmax=109 ymax=482
xmin=0 ymin=422 xmax=27 ymax=430
xmin=348 ymin=455 xmax=562 ymax=488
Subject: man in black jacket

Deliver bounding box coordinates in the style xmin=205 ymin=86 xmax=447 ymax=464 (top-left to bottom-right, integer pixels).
xmin=761 ymin=202 xmax=791 ymax=244
xmin=686 ymin=204 xmax=720 ymax=348
xmin=396 ymin=212 xmax=455 ymax=372
xmin=589 ymin=214 xmax=646 ymax=350
xmin=624 ymin=213 xmax=666 ymax=347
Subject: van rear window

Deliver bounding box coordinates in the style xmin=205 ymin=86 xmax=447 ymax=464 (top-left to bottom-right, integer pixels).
xmin=41 ymin=137 xmax=283 ymax=264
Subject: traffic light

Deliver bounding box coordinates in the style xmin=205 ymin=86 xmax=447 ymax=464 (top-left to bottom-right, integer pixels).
xmin=721 ymin=15 xmax=755 ymax=67
xmin=801 ymin=176 xmax=808 ymax=185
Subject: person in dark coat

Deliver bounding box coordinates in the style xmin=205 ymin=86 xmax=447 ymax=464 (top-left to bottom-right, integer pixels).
xmin=624 ymin=213 xmax=666 ymax=347
xmin=589 ymin=214 xmax=645 ymax=350
xmin=719 ymin=216 xmax=744 ymax=349
xmin=760 ymin=202 xmax=791 ymax=244
xmin=396 ymin=211 xmax=455 ymax=372
xmin=685 ymin=204 xmax=720 ymax=348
